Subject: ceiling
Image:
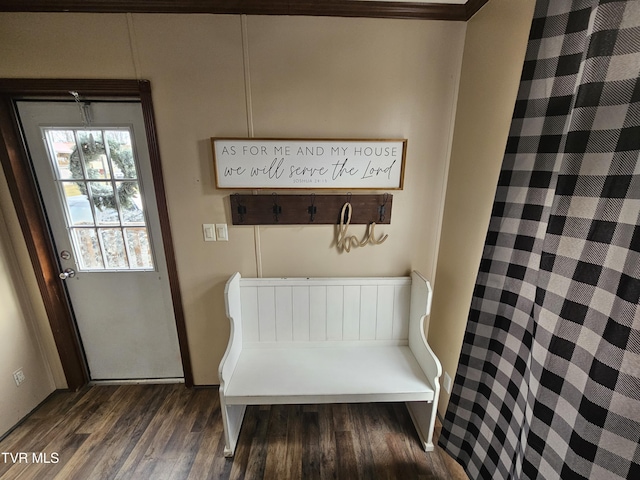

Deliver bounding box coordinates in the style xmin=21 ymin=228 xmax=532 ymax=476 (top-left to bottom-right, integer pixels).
xmin=0 ymin=0 xmax=488 ymax=21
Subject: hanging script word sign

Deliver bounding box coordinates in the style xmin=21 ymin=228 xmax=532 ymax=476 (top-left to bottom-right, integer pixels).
xmin=212 ymin=138 xmax=407 ymax=189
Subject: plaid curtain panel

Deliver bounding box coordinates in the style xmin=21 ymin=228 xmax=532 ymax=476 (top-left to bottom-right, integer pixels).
xmin=439 ymin=1 xmax=640 ymax=479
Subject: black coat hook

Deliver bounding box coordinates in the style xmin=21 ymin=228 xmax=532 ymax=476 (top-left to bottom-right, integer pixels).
xmin=272 ymin=192 xmax=282 ymax=222
xmin=378 ymin=193 xmax=389 ymax=222
xmin=234 ymin=193 xmax=247 ymax=223
xmin=308 ymin=193 xmax=317 ymax=222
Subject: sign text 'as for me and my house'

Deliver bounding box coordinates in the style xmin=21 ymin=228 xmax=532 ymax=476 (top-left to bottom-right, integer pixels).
xmin=212 ymin=138 xmax=407 ymax=189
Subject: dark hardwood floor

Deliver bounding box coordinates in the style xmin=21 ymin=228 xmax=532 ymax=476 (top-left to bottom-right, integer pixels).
xmin=0 ymin=384 xmax=467 ymax=479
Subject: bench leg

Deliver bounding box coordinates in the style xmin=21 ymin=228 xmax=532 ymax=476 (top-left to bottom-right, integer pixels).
xmin=406 ymin=401 xmax=437 ymax=452
xmin=219 ymin=393 xmax=246 ymax=457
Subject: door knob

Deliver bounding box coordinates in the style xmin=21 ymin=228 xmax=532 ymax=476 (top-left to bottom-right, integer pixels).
xmin=59 ymin=268 xmax=76 ymax=280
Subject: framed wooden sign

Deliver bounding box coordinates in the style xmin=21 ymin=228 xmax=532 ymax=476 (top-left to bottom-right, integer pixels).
xmin=212 ymin=138 xmax=407 ymax=190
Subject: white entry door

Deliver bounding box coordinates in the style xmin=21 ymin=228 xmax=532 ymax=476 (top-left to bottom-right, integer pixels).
xmin=17 ymin=101 xmax=183 ymax=381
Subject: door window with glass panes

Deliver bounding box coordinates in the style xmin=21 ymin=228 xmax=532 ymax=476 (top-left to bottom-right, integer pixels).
xmin=44 ymin=128 xmax=154 ymax=270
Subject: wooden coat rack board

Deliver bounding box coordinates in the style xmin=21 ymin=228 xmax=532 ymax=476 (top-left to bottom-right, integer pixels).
xmin=230 ymin=193 xmax=392 ymax=225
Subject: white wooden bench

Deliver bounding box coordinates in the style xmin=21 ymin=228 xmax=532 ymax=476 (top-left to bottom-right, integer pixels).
xmin=218 ymin=271 xmax=442 ymax=457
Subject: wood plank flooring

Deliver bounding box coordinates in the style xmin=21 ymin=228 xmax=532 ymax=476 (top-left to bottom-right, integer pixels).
xmin=0 ymin=384 xmax=467 ymax=479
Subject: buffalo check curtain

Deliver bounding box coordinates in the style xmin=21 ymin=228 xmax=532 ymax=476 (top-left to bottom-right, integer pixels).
xmin=438 ymin=1 xmax=640 ymax=479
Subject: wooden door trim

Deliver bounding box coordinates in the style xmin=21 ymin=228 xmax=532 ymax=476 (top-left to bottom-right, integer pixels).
xmin=0 ymin=79 xmax=193 ymax=389
xmin=0 ymin=92 xmax=88 ymax=390
xmin=0 ymin=0 xmax=488 ymax=21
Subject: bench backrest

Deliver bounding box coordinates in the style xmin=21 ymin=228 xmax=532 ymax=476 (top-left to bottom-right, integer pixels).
xmin=237 ymin=276 xmax=415 ymax=345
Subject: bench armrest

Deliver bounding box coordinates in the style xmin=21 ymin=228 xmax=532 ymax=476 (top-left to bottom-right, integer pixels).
xmin=408 ymin=271 xmax=442 ymax=393
xmin=219 ymin=272 xmax=243 ymax=390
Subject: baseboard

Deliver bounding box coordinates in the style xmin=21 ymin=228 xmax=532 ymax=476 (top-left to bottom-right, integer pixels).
xmin=89 ymin=378 xmax=185 ymax=386
xmin=0 ymin=389 xmax=64 ymax=442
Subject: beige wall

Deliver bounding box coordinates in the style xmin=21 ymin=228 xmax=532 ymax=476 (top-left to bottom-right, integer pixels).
xmin=0 ymin=13 xmax=466 ymax=386
xmin=0 ymin=3 xmax=533 ymax=408
xmin=0 ymin=194 xmax=57 ymax=436
xmin=134 ymin=14 xmax=466 ymax=383
xmin=428 ymin=0 xmax=536 ymax=416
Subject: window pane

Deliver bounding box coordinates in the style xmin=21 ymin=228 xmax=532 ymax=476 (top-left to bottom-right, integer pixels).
xmin=99 ymin=228 xmax=129 ymax=269
xmin=62 ymin=181 xmax=94 ymax=226
xmin=43 ymin=128 xmax=155 ymax=273
xmin=90 ymin=182 xmax=120 ymax=225
xmin=105 ymin=130 xmax=137 ymax=179
xmin=118 ymin=182 xmax=145 ymax=224
xmin=72 ymin=228 xmax=104 ymax=269
xmin=125 ymin=228 xmax=154 ymax=269
xmin=45 ymin=130 xmax=79 ymax=179
xmin=77 ymin=130 xmax=109 ymax=179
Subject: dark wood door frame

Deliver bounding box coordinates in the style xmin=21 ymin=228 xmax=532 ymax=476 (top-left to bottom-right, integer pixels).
xmin=0 ymin=79 xmax=193 ymax=390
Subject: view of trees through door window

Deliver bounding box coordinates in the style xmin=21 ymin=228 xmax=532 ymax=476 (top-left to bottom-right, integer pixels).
xmin=44 ymin=128 xmax=154 ymax=271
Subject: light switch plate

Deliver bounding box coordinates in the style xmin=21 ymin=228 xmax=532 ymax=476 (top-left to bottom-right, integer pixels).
xmin=215 ymin=224 xmax=228 ymax=241
xmin=203 ymin=224 xmax=216 ymax=242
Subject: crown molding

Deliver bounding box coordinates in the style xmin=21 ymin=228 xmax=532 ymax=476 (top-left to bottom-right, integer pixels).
xmin=0 ymin=0 xmax=488 ymax=20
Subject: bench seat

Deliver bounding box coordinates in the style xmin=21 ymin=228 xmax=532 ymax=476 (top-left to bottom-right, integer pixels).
xmin=218 ymin=271 xmax=442 ymax=457
xmin=225 ymin=344 xmax=436 ymax=405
